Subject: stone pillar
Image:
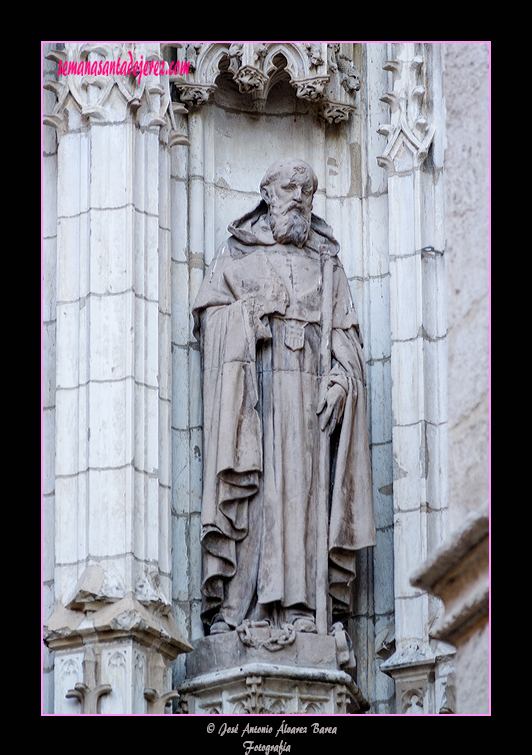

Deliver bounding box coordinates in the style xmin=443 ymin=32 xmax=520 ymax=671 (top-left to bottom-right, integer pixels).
xmin=42 ymin=42 xmax=59 ymax=714
xmin=410 ymin=43 xmax=490 ymax=716
xmin=42 ymin=42 xmax=191 ymax=714
xmin=376 ymin=43 xmax=455 ymax=713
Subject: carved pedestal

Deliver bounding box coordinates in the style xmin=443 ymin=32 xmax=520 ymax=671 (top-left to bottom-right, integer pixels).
xmin=178 ymin=627 xmax=369 ymax=715
xmin=44 ymin=594 xmax=191 ymax=714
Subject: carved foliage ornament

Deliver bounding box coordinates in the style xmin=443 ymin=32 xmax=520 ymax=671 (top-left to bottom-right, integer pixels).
xmin=175 ymin=43 xmax=360 ymax=122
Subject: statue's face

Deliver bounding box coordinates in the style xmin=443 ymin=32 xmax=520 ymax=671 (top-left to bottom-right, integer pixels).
xmin=264 ymin=164 xmax=314 ymax=247
xmin=267 ymin=165 xmax=314 ymax=220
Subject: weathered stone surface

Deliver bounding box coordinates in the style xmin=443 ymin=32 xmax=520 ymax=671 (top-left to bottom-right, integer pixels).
xmin=42 ymin=43 xmax=489 ymax=715
xmin=180 ymin=628 xmax=368 ymax=714
xmin=192 ymin=158 xmax=376 ymax=637
xmin=186 ymin=628 xmax=338 ymax=677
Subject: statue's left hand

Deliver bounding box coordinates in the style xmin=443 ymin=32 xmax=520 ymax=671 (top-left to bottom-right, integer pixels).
xmin=317 ymin=382 xmax=346 ymax=436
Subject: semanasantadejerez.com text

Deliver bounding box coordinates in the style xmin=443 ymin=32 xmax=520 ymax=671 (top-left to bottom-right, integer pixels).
xmin=56 ymin=52 xmax=190 ymax=83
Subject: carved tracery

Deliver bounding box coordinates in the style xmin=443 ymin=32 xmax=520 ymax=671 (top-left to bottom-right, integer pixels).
xmin=174 ymin=43 xmax=360 ymax=122
xmin=377 ymin=43 xmax=435 ymax=171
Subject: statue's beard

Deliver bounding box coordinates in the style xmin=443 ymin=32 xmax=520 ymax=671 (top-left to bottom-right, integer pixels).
xmin=268 ymin=206 xmax=311 ymax=248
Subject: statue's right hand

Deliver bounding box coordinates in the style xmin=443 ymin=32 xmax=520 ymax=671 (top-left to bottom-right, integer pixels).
xmin=236 ymin=255 xmax=290 ymax=320
xmin=255 ymin=315 xmax=273 ymax=342
xmin=254 ymin=284 xmax=289 ymax=319
xmin=242 ymin=298 xmax=274 ymax=341
xmin=242 ymin=285 xmax=289 ymax=335
xmin=239 ymin=270 xmax=289 ymax=341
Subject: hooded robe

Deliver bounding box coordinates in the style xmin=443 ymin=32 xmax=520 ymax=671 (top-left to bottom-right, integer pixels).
xmin=192 ymin=202 xmax=376 ymax=629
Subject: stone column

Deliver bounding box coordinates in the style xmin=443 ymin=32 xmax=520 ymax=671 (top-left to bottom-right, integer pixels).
xmin=410 ymin=43 xmax=490 ymax=716
xmin=42 ymin=42 xmax=59 ymax=714
xmin=376 ymin=43 xmax=454 ymax=713
xmin=42 ymin=42 xmax=191 ymax=714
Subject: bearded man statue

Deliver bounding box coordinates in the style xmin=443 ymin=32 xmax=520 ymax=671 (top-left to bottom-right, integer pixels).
xmin=192 ymin=158 xmax=376 ymax=636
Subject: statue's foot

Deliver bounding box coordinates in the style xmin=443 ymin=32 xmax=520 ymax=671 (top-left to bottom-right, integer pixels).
xmin=291 ymin=617 xmax=318 ymax=633
xmin=210 ymin=619 xmax=231 ymax=634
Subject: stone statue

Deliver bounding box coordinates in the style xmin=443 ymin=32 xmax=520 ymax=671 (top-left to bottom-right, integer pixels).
xmin=192 ymin=158 xmax=376 ymax=638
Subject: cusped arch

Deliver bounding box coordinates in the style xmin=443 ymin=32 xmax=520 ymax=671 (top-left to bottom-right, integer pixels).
xmin=175 ymin=43 xmax=355 ymax=122
xmin=192 ymin=42 xmax=325 ymax=90
xmin=262 ymin=43 xmax=322 ymax=83
xmin=192 ymin=43 xmax=232 ymax=86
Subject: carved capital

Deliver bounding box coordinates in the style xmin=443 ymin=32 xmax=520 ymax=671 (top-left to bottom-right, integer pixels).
xmin=292 ymin=76 xmax=330 ymax=101
xmin=177 ymin=83 xmax=216 ymax=106
xmin=43 ymin=593 xmax=192 ymax=659
xmin=234 ymin=65 xmax=269 ymax=94
xmin=318 ymin=101 xmax=355 ymax=124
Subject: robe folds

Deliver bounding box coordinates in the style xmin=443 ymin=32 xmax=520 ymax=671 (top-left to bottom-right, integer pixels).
xmin=192 ymin=203 xmax=376 ymax=628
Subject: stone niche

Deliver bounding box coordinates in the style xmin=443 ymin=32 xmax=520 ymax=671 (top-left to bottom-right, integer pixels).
xmin=178 ymin=625 xmax=369 ymax=715
xmin=172 ymin=43 xmax=379 ymax=715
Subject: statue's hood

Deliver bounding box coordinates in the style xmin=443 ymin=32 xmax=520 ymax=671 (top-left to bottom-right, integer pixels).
xmin=227 ymin=200 xmax=340 ymax=256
